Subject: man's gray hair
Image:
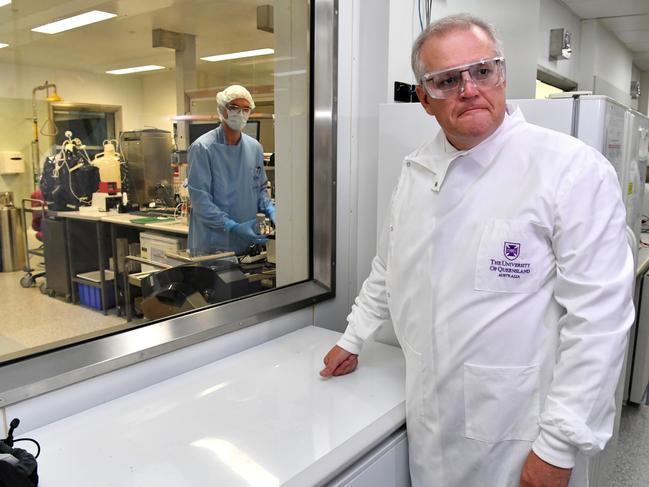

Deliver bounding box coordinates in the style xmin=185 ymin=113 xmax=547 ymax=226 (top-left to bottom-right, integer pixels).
xmin=411 ymin=13 xmax=504 ymax=82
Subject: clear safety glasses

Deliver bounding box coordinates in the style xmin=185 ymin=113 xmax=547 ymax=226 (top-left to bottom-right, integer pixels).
xmin=226 ymin=104 xmax=252 ymax=115
xmin=421 ymin=57 xmax=506 ymax=99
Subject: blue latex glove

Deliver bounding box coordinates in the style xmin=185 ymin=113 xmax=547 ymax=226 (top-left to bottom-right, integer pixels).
xmin=225 ymin=219 xmax=268 ymax=245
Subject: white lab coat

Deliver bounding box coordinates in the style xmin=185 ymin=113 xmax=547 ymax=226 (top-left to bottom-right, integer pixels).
xmin=338 ymin=107 xmax=635 ymax=487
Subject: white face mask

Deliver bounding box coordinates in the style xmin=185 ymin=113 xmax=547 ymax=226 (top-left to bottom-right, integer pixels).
xmin=225 ymin=111 xmax=249 ymax=132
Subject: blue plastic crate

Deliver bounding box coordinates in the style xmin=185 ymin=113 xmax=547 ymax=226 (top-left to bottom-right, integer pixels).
xmin=77 ymin=281 xmax=115 ymax=310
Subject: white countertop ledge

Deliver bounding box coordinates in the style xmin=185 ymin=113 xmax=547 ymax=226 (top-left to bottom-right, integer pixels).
xmin=26 ymin=326 xmax=406 ymax=487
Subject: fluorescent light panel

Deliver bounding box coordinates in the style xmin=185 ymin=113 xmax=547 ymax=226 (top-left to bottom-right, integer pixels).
xmin=0 ymin=1 xmax=10 ymax=7
xmin=106 ymin=65 xmax=165 ymax=75
xmin=0 ymin=43 xmax=8 ymax=48
xmin=201 ymin=48 xmax=274 ymax=62
xmin=32 ymin=10 xmax=116 ymax=34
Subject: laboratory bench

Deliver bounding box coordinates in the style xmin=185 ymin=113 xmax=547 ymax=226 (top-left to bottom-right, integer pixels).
xmin=22 ymin=326 xmax=409 ymax=487
xmin=40 ymin=209 xmax=191 ymax=316
xmin=37 ymin=207 xmax=277 ymax=322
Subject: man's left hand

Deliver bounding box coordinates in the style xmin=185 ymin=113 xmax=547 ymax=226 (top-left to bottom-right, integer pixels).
xmin=520 ymin=451 xmax=572 ymax=487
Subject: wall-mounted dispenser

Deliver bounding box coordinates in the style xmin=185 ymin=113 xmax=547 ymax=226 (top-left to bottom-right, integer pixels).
xmin=549 ymin=28 xmax=572 ymax=60
xmin=0 ymin=151 xmax=25 ymax=175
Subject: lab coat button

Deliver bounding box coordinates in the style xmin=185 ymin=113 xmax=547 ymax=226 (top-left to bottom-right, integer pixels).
xmin=406 ymin=161 xmax=411 ymax=167
xmin=390 ymin=225 xmax=394 ymax=231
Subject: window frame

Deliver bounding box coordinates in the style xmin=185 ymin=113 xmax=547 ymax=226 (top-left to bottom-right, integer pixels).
xmin=50 ymin=102 xmax=123 ymax=156
xmin=0 ymin=0 xmax=338 ymax=407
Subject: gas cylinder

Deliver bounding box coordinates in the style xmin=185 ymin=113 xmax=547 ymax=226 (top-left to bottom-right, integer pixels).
xmin=93 ymin=140 xmax=121 ymax=192
xmin=0 ymin=192 xmax=25 ymax=272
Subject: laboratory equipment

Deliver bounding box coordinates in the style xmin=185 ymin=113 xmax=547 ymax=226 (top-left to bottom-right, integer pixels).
xmin=31 ymin=81 xmax=63 ymax=188
xmin=91 ymin=192 xmax=121 ymax=212
xmin=40 ymin=131 xmax=100 ymax=211
xmin=92 ymin=139 xmax=123 ymax=193
xmin=0 ymin=191 xmax=26 ymax=272
xmin=140 ymin=260 xmax=262 ymax=320
xmin=120 ymin=129 xmax=173 ymax=206
xmin=139 ymin=231 xmax=187 ymax=273
xmin=19 ymin=194 xmax=46 ymax=290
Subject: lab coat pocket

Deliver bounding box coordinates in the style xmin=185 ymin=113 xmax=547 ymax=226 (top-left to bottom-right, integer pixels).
xmin=463 ymin=363 xmax=540 ymax=443
xmin=474 ymin=219 xmax=552 ymax=293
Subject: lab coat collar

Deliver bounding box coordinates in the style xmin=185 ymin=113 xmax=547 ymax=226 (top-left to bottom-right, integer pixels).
xmin=406 ymin=105 xmax=525 ymax=189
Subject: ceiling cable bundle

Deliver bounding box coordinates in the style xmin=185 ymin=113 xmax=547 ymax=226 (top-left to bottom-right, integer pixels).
xmin=417 ymin=0 xmax=433 ymax=31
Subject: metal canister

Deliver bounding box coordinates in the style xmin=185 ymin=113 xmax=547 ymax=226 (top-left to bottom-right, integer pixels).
xmin=0 ymin=192 xmax=26 ymax=272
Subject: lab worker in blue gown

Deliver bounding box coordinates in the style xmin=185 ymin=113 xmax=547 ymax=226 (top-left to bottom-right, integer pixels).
xmin=187 ymin=85 xmax=275 ymax=254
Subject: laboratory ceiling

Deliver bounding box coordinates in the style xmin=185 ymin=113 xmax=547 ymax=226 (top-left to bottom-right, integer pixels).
xmin=1 ymin=0 xmax=649 ymax=81
xmin=563 ymin=0 xmax=649 ymax=71
xmin=0 ymin=0 xmax=276 ymax=86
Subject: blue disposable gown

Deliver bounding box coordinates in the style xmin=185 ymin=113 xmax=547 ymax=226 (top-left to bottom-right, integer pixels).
xmin=187 ymin=126 xmax=274 ymax=254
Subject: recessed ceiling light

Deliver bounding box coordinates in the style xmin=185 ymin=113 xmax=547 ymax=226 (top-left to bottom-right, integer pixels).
xmin=0 ymin=1 xmax=11 ymax=7
xmin=106 ymin=65 xmax=165 ymax=75
xmin=200 ymin=48 xmax=274 ymax=62
xmin=32 ymin=10 xmax=116 ymax=34
xmin=0 ymin=43 xmax=8 ymax=49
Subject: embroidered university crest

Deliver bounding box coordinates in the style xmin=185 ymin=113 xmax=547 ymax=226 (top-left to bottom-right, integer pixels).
xmin=504 ymin=242 xmax=521 ymax=261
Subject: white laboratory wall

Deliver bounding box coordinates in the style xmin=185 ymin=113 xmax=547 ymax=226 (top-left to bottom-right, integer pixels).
xmin=353 ymin=0 xmax=390 ymax=294
xmin=385 ymin=0 xmax=540 ymax=101
xmin=140 ymin=71 xmax=177 ymax=133
xmin=579 ymin=19 xmax=633 ymax=105
xmin=537 ymin=0 xmax=581 ymax=84
xmin=0 ymin=62 xmax=145 ymax=130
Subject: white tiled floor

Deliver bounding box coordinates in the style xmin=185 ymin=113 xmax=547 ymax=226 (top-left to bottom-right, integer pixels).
xmin=611 ymin=404 xmax=649 ymax=486
xmin=0 ymin=270 xmax=126 ymax=360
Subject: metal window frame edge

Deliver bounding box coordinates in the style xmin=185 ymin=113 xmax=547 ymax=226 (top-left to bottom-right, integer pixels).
xmin=0 ymin=0 xmax=338 ymax=408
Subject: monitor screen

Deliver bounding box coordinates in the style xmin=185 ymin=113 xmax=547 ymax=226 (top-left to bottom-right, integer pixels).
xmin=188 ymin=120 xmax=260 ymax=144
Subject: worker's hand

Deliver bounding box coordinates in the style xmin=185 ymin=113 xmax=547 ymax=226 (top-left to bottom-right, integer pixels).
xmin=267 ymin=207 xmax=276 ymax=227
xmin=519 ymin=451 xmax=572 ymax=487
xmin=228 ymin=219 xmax=268 ymax=245
xmin=320 ymin=345 xmax=358 ymax=378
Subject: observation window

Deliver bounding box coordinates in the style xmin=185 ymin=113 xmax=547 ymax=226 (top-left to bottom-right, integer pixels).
xmin=0 ymin=0 xmax=335 ymax=403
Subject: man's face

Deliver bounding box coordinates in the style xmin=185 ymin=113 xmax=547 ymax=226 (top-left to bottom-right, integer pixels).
xmin=415 ymin=26 xmax=506 ymax=150
xmin=223 ymin=98 xmax=252 ymax=120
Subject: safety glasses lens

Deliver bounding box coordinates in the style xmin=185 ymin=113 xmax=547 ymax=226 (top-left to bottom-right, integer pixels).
xmin=423 ymin=58 xmax=503 ymax=99
xmin=468 ymin=62 xmax=497 ymax=81
xmin=227 ymin=105 xmax=251 ymax=115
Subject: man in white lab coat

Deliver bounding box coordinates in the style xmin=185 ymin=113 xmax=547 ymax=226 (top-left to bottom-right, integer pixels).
xmin=320 ymin=13 xmax=635 ymax=487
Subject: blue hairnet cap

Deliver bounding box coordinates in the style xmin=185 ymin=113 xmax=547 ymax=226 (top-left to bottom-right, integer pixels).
xmin=216 ymin=85 xmax=255 ymax=119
